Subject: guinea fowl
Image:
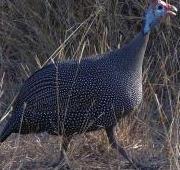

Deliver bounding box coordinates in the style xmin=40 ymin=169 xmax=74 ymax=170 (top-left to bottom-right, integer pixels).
xmin=0 ymin=0 xmax=177 ymax=169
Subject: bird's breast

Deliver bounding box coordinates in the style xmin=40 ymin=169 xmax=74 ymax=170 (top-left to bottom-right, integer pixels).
xmin=109 ymin=70 xmax=143 ymax=113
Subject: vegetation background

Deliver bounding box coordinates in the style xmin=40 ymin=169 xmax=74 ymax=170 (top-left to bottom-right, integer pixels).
xmin=0 ymin=0 xmax=179 ymax=169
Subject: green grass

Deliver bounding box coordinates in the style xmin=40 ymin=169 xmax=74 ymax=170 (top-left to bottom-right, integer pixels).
xmin=0 ymin=0 xmax=179 ymax=169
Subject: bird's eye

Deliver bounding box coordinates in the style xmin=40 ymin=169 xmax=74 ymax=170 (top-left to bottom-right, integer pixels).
xmin=157 ymin=5 xmax=163 ymax=10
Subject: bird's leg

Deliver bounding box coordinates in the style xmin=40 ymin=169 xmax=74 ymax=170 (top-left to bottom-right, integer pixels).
xmin=47 ymin=131 xmax=71 ymax=151
xmin=58 ymin=135 xmax=72 ymax=168
xmin=105 ymin=126 xmax=140 ymax=169
xmin=62 ymin=135 xmax=72 ymax=151
xmin=47 ymin=135 xmax=72 ymax=169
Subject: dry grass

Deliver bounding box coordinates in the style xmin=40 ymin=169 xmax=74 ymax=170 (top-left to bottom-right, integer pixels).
xmin=0 ymin=0 xmax=180 ymax=169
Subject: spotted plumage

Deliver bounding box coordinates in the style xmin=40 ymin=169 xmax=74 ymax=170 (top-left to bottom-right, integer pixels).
xmin=0 ymin=0 xmax=177 ymax=168
xmin=3 ymin=49 xmax=143 ymax=136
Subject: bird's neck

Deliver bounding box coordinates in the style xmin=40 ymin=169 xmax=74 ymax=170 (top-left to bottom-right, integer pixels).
xmin=104 ymin=31 xmax=149 ymax=73
xmin=115 ymin=31 xmax=150 ymax=73
xmin=127 ymin=31 xmax=149 ymax=67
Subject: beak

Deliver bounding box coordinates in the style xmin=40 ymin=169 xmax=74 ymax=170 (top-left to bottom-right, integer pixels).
xmin=166 ymin=4 xmax=178 ymax=16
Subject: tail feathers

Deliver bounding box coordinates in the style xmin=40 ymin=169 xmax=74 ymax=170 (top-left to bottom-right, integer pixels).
xmin=0 ymin=121 xmax=16 ymax=143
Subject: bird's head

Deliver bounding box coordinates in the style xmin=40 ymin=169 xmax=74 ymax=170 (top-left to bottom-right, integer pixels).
xmin=143 ymin=0 xmax=178 ymax=34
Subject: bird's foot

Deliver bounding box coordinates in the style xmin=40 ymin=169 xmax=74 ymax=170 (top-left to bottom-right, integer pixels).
xmin=48 ymin=150 xmax=71 ymax=170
